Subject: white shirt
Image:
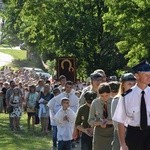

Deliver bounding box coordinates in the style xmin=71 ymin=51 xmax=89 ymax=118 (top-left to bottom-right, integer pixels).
xmin=113 ymin=85 xmax=150 ymax=126
xmin=50 ymin=91 xmax=79 ymax=113
xmin=47 ymin=96 xmax=59 ymax=126
xmin=54 ymin=107 xmax=76 ymax=141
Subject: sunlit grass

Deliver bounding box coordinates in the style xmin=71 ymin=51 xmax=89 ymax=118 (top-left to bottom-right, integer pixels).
xmin=0 ymin=49 xmax=27 ymax=60
xmin=0 ymin=113 xmax=52 ymax=150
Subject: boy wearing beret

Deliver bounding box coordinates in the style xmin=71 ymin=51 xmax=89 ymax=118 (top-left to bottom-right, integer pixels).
xmin=75 ymin=91 xmax=97 ymax=150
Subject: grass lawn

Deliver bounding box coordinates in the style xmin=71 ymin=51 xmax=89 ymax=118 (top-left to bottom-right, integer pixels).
xmin=0 ymin=49 xmax=27 ymax=60
xmin=0 ymin=45 xmax=43 ymax=69
xmin=0 ymin=113 xmax=52 ymax=150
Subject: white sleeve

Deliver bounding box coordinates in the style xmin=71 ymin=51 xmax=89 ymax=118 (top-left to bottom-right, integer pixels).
xmin=68 ymin=109 xmax=76 ymax=123
xmin=47 ymin=97 xmax=55 ymax=109
xmin=112 ymin=96 xmax=127 ymax=124
xmin=54 ymin=110 xmax=64 ymax=125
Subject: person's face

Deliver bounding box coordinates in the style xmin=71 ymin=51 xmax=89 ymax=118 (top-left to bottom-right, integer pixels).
xmin=136 ymin=72 xmax=150 ymax=85
xmin=123 ymin=81 xmax=136 ymax=91
xmin=39 ymin=81 xmax=44 ymax=86
xmin=99 ymin=92 xmax=111 ymax=101
xmin=65 ymin=84 xmax=73 ymax=93
xmin=10 ymin=81 xmax=16 ymax=88
xmin=111 ymin=91 xmax=118 ymax=98
xmin=30 ymin=87 xmax=35 ymax=93
xmin=62 ymin=100 xmax=70 ymax=109
xmin=44 ymin=85 xmax=50 ymax=92
xmin=4 ymin=83 xmax=9 ymax=88
xmin=60 ymin=78 xmax=66 ymax=85
xmin=92 ymin=78 xmax=103 ymax=87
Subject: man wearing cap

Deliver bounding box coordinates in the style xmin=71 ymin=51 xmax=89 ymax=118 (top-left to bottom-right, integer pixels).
xmin=75 ymin=91 xmax=97 ymax=150
xmin=113 ymin=60 xmax=150 ymax=150
xmin=79 ymin=71 xmax=104 ymax=106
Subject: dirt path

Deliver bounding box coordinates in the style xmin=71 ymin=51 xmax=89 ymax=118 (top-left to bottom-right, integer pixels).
xmin=0 ymin=52 xmax=14 ymax=67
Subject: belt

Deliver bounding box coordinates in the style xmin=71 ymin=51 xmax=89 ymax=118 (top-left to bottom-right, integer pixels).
xmin=97 ymin=124 xmax=113 ymax=128
xmin=128 ymin=125 xmax=150 ymax=130
xmin=106 ymin=124 xmax=113 ymax=128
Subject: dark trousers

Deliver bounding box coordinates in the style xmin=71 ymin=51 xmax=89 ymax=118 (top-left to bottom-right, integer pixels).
xmin=9 ymin=114 xmax=13 ymax=129
xmin=81 ymin=133 xmax=92 ymax=150
xmin=52 ymin=126 xmax=57 ymax=147
xmin=58 ymin=140 xmax=71 ymax=150
xmin=126 ymin=126 xmax=150 ymax=150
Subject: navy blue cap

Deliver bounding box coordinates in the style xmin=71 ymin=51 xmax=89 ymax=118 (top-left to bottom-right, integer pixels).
xmin=120 ymin=73 xmax=136 ymax=82
xmin=132 ymin=60 xmax=150 ymax=73
xmin=90 ymin=72 xmax=103 ymax=80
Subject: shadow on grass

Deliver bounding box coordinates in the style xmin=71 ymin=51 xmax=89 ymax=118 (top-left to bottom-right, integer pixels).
xmin=0 ymin=113 xmax=52 ymax=150
xmin=11 ymin=59 xmax=43 ymax=68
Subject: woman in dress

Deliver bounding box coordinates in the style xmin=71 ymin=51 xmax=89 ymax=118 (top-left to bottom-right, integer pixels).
xmin=38 ymin=84 xmax=52 ymax=133
xmin=9 ymin=87 xmax=22 ymax=131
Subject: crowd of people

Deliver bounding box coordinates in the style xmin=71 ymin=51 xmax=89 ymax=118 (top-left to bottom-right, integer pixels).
xmin=0 ymin=60 xmax=150 ymax=150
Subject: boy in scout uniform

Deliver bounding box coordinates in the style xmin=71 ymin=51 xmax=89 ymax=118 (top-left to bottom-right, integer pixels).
xmin=113 ymin=60 xmax=150 ymax=150
xmin=75 ymin=91 xmax=97 ymax=150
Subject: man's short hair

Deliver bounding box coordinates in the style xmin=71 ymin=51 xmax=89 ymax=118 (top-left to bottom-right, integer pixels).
xmin=65 ymin=81 xmax=73 ymax=86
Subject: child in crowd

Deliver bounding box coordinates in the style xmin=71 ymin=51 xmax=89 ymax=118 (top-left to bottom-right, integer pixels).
xmin=88 ymin=83 xmax=113 ymax=150
xmin=75 ymin=91 xmax=97 ymax=150
xmin=47 ymin=88 xmax=61 ymax=149
xmin=54 ymin=97 xmax=76 ymax=150
xmin=26 ymin=85 xmax=38 ymax=130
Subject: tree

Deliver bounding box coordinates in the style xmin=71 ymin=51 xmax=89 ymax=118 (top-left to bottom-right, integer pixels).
xmin=103 ymin=0 xmax=150 ymax=66
xmin=2 ymin=0 xmax=127 ymax=78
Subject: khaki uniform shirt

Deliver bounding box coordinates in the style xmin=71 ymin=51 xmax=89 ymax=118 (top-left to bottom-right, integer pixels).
xmin=88 ymin=98 xmax=112 ymax=127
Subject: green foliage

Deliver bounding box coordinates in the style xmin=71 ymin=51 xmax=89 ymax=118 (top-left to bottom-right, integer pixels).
xmin=46 ymin=59 xmax=56 ymax=77
xmin=104 ymin=0 xmax=150 ymax=66
xmin=2 ymin=0 xmax=130 ymax=77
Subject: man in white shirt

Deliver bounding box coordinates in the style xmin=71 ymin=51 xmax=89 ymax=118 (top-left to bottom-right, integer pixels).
xmin=113 ymin=60 xmax=150 ymax=150
xmin=50 ymin=81 xmax=79 ymax=113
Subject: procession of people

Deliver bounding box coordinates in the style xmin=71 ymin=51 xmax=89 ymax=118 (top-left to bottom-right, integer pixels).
xmin=1 ymin=60 xmax=150 ymax=150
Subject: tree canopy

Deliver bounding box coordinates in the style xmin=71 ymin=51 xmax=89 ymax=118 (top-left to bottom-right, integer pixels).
xmin=1 ymin=0 xmax=149 ymax=78
xmin=103 ymin=0 xmax=150 ymax=66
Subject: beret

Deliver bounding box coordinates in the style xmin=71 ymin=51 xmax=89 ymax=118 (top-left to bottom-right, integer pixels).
xmin=90 ymin=72 xmax=103 ymax=80
xmin=84 ymin=91 xmax=97 ymax=101
xmin=120 ymin=73 xmax=136 ymax=82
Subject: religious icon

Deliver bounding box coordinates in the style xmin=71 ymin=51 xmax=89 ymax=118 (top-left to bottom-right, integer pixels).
xmin=57 ymin=57 xmax=76 ymax=82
